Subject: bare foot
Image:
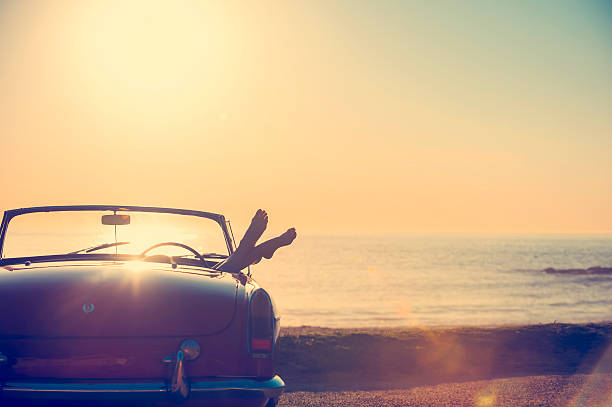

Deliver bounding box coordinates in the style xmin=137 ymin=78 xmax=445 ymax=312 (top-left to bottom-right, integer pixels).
xmin=240 ymin=209 xmax=268 ymax=248
xmin=256 ymin=228 xmax=297 ymax=259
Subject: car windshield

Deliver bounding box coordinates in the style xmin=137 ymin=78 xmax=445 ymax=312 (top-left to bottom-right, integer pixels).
xmin=1 ymin=210 xmax=230 ymax=260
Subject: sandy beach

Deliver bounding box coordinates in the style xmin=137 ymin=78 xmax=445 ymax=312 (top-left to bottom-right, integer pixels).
xmin=276 ymin=324 xmax=612 ymax=406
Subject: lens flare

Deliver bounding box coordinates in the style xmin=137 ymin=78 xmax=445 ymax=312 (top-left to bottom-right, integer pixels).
xmin=568 ymin=342 xmax=612 ymax=407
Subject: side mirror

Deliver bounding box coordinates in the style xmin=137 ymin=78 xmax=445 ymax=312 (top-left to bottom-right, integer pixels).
xmin=101 ymin=214 xmax=131 ymax=225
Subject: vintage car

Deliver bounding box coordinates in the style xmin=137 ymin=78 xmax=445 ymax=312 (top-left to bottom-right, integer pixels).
xmin=0 ymin=205 xmax=284 ymax=406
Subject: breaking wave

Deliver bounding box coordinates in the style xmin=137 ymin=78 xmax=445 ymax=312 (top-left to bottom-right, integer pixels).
xmin=541 ymin=266 xmax=612 ymax=275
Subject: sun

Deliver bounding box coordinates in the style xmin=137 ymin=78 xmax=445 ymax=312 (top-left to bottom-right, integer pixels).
xmin=66 ymin=1 xmax=230 ymax=116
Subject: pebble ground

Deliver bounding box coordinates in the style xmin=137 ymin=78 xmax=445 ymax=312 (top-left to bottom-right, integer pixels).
xmin=280 ymin=374 xmax=612 ymax=407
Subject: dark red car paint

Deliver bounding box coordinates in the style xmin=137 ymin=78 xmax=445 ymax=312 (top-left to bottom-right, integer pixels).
xmin=0 ymin=262 xmax=276 ymax=380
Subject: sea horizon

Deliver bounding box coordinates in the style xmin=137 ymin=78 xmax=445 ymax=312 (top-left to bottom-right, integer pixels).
xmin=253 ymin=234 xmax=612 ymax=329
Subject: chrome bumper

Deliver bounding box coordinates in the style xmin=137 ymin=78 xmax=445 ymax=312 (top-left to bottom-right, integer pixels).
xmin=0 ymin=375 xmax=284 ymax=402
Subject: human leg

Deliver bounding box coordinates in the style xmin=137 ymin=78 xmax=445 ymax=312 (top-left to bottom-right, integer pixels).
xmin=245 ymin=228 xmax=297 ymax=266
xmin=255 ymin=228 xmax=297 ymax=260
xmin=216 ymin=221 xmax=297 ymax=273
xmin=214 ymin=209 xmax=267 ymax=271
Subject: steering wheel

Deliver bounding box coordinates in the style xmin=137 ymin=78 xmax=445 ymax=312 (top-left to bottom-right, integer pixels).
xmin=139 ymin=242 xmax=204 ymax=263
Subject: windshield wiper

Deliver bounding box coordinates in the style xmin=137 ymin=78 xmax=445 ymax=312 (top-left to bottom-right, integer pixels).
xmin=67 ymin=241 xmax=131 ymax=255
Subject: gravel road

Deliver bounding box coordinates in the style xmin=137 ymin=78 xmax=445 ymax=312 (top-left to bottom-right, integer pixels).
xmin=280 ymin=374 xmax=612 ymax=407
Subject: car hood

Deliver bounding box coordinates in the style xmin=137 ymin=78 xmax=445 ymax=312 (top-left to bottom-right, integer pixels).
xmin=0 ymin=262 xmax=239 ymax=338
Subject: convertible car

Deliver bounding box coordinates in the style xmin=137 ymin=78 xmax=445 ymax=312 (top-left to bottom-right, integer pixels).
xmin=0 ymin=205 xmax=284 ymax=406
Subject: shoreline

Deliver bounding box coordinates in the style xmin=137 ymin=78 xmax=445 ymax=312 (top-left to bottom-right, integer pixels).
xmin=281 ymin=320 xmax=612 ymax=333
xmin=277 ymin=322 xmax=612 ymax=392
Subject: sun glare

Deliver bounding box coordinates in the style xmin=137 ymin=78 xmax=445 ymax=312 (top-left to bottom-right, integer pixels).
xmin=475 ymin=392 xmax=496 ymax=407
xmin=118 ymin=224 xmax=204 ymax=255
xmin=67 ymin=2 xmax=230 ymax=116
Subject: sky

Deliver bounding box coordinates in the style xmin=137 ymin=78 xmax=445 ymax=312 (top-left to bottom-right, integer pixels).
xmin=0 ymin=0 xmax=611 ymax=235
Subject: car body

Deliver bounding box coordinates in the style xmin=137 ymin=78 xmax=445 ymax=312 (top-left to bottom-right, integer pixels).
xmin=0 ymin=205 xmax=284 ymax=407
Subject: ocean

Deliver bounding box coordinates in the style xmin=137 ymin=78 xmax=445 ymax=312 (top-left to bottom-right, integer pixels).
xmin=252 ymin=234 xmax=612 ymax=328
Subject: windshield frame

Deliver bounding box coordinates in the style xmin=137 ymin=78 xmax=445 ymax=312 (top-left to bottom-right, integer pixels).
xmin=0 ymin=205 xmax=235 ymax=263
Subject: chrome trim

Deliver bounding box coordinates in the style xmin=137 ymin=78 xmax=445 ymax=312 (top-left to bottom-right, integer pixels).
xmin=0 ymin=205 xmax=235 ymax=259
xmin=0 ymin=376 xmax=285 ymax=399
xmin=82 ymin=303 xmax=95 ymax=314
xmin=191 ymin=375 xmax=285 ymax=393
xmin=170 ymin=350 xmax=190 ymax=399
xmin=180 ymin=339 xmax=201 ymax=361
xmin=166 ymin=339 xmax=200 ymax=399
xmin=1 ymin=382 xmax=167 ymax=393
xmin=162 ymin=354 xmax=174 ymax=365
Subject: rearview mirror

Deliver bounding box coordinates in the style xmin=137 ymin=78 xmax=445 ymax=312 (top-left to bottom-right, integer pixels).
xmin=101 ymin=214 xmax=131 ymax=225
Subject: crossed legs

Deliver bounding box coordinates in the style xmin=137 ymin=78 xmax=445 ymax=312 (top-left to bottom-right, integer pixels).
xmin=215 ymin=210 xmax=296 ymax=273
